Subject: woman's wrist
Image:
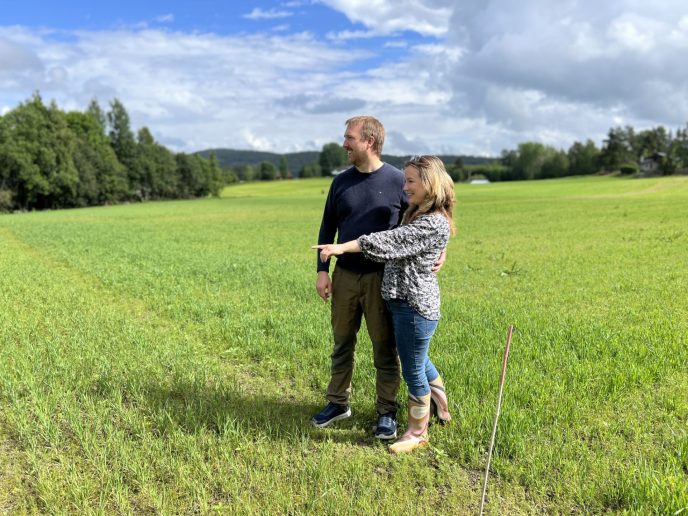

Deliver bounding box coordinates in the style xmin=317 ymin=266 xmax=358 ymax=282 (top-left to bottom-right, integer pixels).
xmin=344 ymin=240 xmax=362 ymax=254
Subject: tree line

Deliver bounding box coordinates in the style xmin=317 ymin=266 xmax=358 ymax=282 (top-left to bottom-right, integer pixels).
xmin=0 ymin=93 xmax=223 ymax=212
xmin=3 ymin=92 xmax=686 ymax=214
xmin=445 ymin=125 xmax=688 ymax=182
xmin=222 ymin=124 xmax=688 ymax=185
xmin=219 ymin=143 xmax=348 ymax=182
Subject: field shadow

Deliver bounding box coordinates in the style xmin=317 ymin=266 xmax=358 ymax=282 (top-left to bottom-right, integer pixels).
xmin=136 ymin=378 xmax=384 ymax=448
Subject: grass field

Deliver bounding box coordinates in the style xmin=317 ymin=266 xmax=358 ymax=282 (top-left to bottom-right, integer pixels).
xmin=0 ymin=175 xmax=686 ymax=514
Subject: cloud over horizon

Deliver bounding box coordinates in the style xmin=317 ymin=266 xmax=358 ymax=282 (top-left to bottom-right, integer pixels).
xmin=1 ymin=1 xmax=687 ymax=157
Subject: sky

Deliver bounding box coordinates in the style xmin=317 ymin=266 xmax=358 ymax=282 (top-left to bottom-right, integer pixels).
xmin=1 ymin=0 xmax=688 ymax=157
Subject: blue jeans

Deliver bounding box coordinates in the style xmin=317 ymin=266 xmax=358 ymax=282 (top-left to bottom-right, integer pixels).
xmin=386 ymin=299 xmax=439 ymax=397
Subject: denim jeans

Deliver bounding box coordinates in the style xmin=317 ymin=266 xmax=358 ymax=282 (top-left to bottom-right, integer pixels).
xmin=386 ymin=299 xmax=439 ymax=397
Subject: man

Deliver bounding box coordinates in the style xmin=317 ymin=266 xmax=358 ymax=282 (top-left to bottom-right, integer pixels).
xmin=311 ymin=115 xmax=407 ymax=439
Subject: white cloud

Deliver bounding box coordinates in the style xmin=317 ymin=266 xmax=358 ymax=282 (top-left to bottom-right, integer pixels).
xmin=241 ymin=128 xmax=273 ymax=151
xmin=384 ymin=40 xmax=408 ymax=48
xmin=319 ymin=0 xmax=452 ymax=37
xmin=680 ymin=16 xmax=688 ymax=32
xmin=243 ymin=8 xmax=293 ymax=20
xmin=154 ymin=14 xmax=175 ymax=24
xmin=0 ymin=36 xmax=43 ymax=74
xmin=386 ymin=130 xmax=430 ymax=155
xmin=326 ymin=30 xmax=378 ymax=41
xmin=281 ymin=1 xmax=313 ymax=7
xmin=607 ymin=14 xmax=657 ymax=52
xmin=317 ymin=0 xmax=688 ymax=152
xmin=433 ymin=0 xmax=688 ymax=150
xmin=0 ymin=26 xmax=377 ymax=153
xmin=2 ymin=1 xmax=688 ymax=158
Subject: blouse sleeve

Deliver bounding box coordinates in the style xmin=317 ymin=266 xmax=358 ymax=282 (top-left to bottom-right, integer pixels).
xmin=358 ymin=215 xmax=448 ymax=262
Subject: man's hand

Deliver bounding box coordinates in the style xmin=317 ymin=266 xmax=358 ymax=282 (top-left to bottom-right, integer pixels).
xmin=431 ymin=249 xmax=447 ymax=274
xmin=315 ymin=271 xmax=332 ymax=302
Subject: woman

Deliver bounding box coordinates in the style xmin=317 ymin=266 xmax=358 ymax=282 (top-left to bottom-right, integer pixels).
xmin=314 ymin=155 xmax=455 ymax=454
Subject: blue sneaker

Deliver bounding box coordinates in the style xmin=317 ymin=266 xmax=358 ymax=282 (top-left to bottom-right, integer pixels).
xmin=375 ymin=412 xmax=397 ymax=440
xmin=311 ymin=402 xmax=352 ymax=428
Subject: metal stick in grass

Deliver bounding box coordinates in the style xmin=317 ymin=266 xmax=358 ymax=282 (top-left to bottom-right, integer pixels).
xmin=479 ymin=325 xmax=514 ymax=515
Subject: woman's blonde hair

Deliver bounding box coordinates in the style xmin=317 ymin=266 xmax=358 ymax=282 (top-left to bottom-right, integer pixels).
xmin=402 ymin=155 xmax=456 ymax=235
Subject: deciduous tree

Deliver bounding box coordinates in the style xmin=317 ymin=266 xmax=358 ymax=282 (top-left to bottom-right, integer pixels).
xmin=319 ymin=143 xmax=347 ymax=176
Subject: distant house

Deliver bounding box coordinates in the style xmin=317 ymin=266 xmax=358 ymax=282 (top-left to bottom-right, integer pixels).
xmin=470 ymin=178 xmax=490 ymax=185
xmin=330 ymin=167 xmax=348 ymax=176
xmin=639 ymin=152 xmax=665 ymax=175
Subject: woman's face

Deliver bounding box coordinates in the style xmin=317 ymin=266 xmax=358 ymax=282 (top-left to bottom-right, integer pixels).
xmin=403 ymin=166 xmax=427 ymax=205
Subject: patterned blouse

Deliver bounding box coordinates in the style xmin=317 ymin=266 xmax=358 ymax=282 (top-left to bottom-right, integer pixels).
xmin=358 ymin=213 xmax=450 ymax=320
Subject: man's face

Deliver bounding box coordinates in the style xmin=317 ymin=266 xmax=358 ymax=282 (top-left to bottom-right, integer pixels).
xmin=343 ymin=123 xmax=370 ymax=166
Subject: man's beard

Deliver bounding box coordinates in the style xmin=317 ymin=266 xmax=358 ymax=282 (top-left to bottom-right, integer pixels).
xmin=348 ymin=149 xmax=364 ymax=167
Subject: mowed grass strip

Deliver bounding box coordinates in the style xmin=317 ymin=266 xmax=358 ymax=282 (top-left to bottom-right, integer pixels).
xmin=0 ymin=175 xmax=686 ymax=513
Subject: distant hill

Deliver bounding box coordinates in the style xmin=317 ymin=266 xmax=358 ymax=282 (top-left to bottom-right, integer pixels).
xmin=196 ymin=149 xmax=320 ymax=173
xmin=196 ymin=148 xmax=498 ymax=175
xmin=381 ymin=154 xmax=498 ymax=170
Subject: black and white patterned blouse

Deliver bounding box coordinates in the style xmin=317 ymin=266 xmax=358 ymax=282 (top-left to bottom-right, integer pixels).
xmin=358 ymin=213 xmax=450 ymax=320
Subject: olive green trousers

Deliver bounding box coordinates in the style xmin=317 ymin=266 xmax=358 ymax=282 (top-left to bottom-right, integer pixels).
xmin=325 ymin=266 xmax=401 ymax=415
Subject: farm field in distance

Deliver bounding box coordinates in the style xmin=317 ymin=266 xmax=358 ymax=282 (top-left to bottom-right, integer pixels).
xmin=0 ymin=175 xmax=686 ymax=513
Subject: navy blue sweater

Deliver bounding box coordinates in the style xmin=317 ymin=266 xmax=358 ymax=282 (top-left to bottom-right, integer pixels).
xmin=317 ymin=163 xmax=408 ymax=274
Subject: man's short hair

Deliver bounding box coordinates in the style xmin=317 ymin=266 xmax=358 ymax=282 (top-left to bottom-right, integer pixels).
xmin=346 ymin=115 xmax=385 ymax=156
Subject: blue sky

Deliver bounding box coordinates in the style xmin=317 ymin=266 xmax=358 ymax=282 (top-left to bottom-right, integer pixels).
xmin=3 ymin=2 xmax=378 ymax=41
xmin=1 ymin=1 xmax=429 ymax=71
xmin=2 ymin=1 xmax=688 ymax=156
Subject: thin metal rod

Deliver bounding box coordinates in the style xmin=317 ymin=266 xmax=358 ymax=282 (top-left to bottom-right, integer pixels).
xmin=480 ymin=325 xmax=514 ymax=515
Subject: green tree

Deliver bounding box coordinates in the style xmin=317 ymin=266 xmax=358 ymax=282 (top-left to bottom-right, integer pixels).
xmin=176 ymin=153 xmax=204 ymax=197
xmin=661 ymin=154 xmax=679 ymax=175
xmin=0 ymin=93 xmax=226 ymax=210
xmin=540 ymin=149 xmax=569 ymax=179
xmin=233 ymin=164 xmax=257 ymax=182
xmin=222 ymin=167 xmax=238 ymax=185
xmin=513 ymin=142 xmax=548 ymax=180
xmin=468 ymin=163 xmax=511 ymax=182
xmin=319 ymin=143 xmax=347 ymax=176
xmin=136 ymin=127 xmax=178 ymax=199
xmin=635 ymin=126 xmax=671 ymax=160
xmin=66 ymin=110 xmax=128 ymax=206
xmin=0 ymin=93 xmax=78 ymax=209
xmin=107 ymin=98 xmax=140 ymax=198
xmin=0 ymin=112 xmax=44 ymax=210
xmin=500 ymin=149 xmax=518 ymax=169
xmin=0 ymin=188 xmax=13 ymax=212
xmin=445 ymin=157 xmax=465 ymax=182
xmin=567 ymin=139 xmax=600 ymax=176
xmin=259 ymin=160 xmax=277 ymax=181
xmin=299 ymin=162 xmax=321 ymax=178
xmin=175 ymin=153 xmax=219 ymax=197
xmin=599 ymin=127 xmax=635 ymax=171
xmin=670 ymin=125 xmax=688 ymax=171
xmin=279 ymin=156 xmax=289 ymax=179
xmin=205 ymin=153 xmax=223 ymax=196
xmin=86 ymin=98 xmax=107 ymax=134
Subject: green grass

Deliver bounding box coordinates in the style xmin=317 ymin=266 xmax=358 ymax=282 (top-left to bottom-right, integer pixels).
xmin=0 ymin=175 xmax=686 ymax=513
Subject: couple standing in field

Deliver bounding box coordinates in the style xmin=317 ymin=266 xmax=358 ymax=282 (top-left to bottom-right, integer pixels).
xmin=312 ymin=115 xmax=455 ymax=454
